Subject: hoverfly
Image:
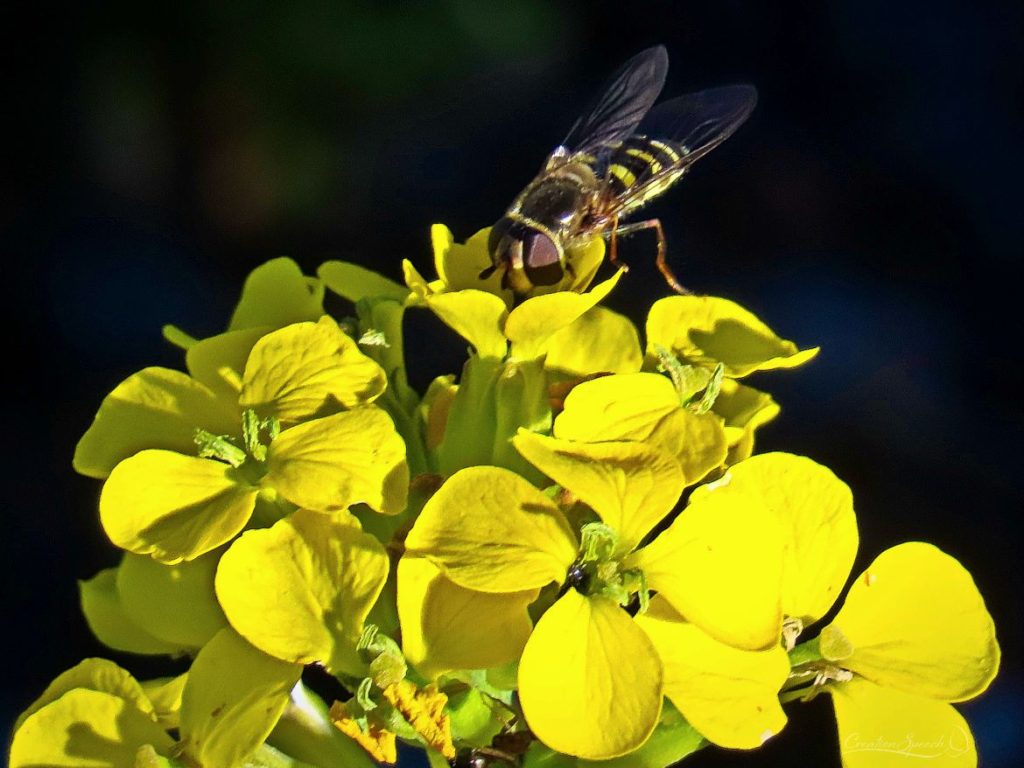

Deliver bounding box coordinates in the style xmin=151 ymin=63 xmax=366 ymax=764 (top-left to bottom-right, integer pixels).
xmin=484 ymin=46 xmax=757 ymax=296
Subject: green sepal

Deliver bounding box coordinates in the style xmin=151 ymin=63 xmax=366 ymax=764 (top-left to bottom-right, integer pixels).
xmin=522 ymin=701 xmax=705 ymax=768
xmin=436 ymin=356 xmax=503 ymax=475
xmin=691 ymin=363 xmax=725 ymax=414
xmin=446 ymin=687 xmax=507 ymax=749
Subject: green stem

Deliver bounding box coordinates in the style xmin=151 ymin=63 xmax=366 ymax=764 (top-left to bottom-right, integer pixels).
xmin=788 ymin=636 xmax=822 ymax=667
xmin=266 ymin=682 xmax=376 ymax=768
xmin=778 ymin=687 xmax=814 ymax=705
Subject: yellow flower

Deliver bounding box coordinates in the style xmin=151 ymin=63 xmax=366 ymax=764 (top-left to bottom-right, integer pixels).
xmin=630 ymin=451 xmax=857 ymax=750
xmin=427 ymin=223 xmax=606 ymax=307
xmin=816 ymin=543 xmax=1000 ymax=768
xmin=402 ymin=433 xmax=791 ymax=759
xmin=78 ymin=316 xmax=404 ymax=564
xmin=76 ymin=316 xmax=388 ymax=479
xmin=402 ymin=248 xmax=624 ymax=362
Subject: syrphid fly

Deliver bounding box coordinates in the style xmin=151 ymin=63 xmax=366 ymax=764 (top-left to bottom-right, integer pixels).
xmin=484 ymin=46 xmax=756 ymax=296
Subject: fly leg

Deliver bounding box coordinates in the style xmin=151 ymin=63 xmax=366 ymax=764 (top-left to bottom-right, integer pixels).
xmin=607 ymin=215 xmax=630 ymax=273
xmin=611 ymin=218 xmax=690 ymax=295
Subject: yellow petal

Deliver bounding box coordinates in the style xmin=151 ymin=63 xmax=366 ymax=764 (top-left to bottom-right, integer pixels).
xmin=240 ymin=317 xmax=387 ymax=424
xmin=421 ymin=289 xmax=509 ymax=358
xmin=513 ymin=431 xmax=684 ymax=553
xmin=543 ymin=306 xmax=643 ymax=377
xmin=825 ymin=542 xmax=1000 ymax=701
xmin=100 ymin=451 xmax=258 ymax=563
xmin=78 ymin=569 xmax=185 ymax=655
xmin=74 ymin=367 xmax=239 ymax=479
xmin=397 ymin=556 xmax=536 ymax=679
xmin=713 ymin=379 xmax=780 ymax=464
xmin=433 ymin=224 xmax=515 ymax=306
xmin=633 ymin=489 xmax=785 ymax=650
xmin=116 ymin=550 xmax=228 ymax=648
xmin=555 ymin=373 xmax=678 ymax=441
xmin=318 ymin=260 xmax=410 ymax=303
xmin=14 ymin=658 xmax=155 ymax=733
xmin=9 ymin=688 xmax=173 ymax=768
xmin=645 ymin=296 xmax=819 ymax=377
xmin=561 ymin=236 xmax=606 ymax=294
xmin=179 ymin=628 xmax=302 ymax=768
xmin=420 ymin=375 xmax=457 ymax=452
xmin=555 ymin=372 xmax=728 ymax=484
xmin=228 ymin=257 xmax=324 ymax=331
xmin=505 ymin=270 xmax=624 ymax=359
xmin=519 ymin=592 xmax=663 ymax=759
xmin=382 ymin=680 xmax=455 ymax=759
xmin=186 ymin=327 xmax=269 ymax=404
xmin=265 ymin=408 xmax=408 ymax=515
xmin=693 ymin=452 xmax=857 ymax=625
xmin=215 ymin=510 xmax=389 ymax=674
xmin=636 ymin=596 xmax=789 ymax=749
xmin=404 ymin=466 xmax=578 ymax=593
xmin=140 ymin=674 xmax=188 ymax=731
xmin=830 ymin=678 xmax=977 ymax=768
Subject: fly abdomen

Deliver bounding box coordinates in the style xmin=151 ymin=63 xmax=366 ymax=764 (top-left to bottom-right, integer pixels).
xmin=604 ymin=136 xmax=687 ymax=198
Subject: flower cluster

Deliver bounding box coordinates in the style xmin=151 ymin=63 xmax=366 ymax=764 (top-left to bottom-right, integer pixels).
xmin=10 ymin=225 xmax=999 ymax=768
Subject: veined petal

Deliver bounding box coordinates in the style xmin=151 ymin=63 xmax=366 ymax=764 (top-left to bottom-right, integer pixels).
xmin=78 ymin=569 xmax=186 ymax=656
xmin=544 ymin=306 xmax=643 ymax=377
xmin=116 ymin=550 xmax=228 ymax=648
xmin=636 ymin=596 xmax=789 ymax=749
xmin=10 ymin=688 xmax=174 ymax=768
xmin=397 ymin=556 xmax=537 ymax=679
xmin=433 ymin=225 xmax=514 ymax=306
xmin=74 ymin=367 xmax=239 ymax=479
xmin=555 ymin=372 xmax=728 ymax=484
xmin=713 ymin=379 xmax=780 ymax=464
xmin=692 ymin=452 xmax=857 ymax=625
xmin=645 ymin=296 xmax=819 ymax=377
xmin=215 ymin=510 xmax=389 ymax=674
xmin=518 ymin=592 xmax=663 ymax=759
xmin=830 ymin=678 xmax=977 ymax=768
xmin=240 ymin=317 xmax=387 ymax=424
xmin=14 ymin=658 xmax=155 ymax=733
xmin=421 ymin=289 xmax=510 ymax=359
xmin=404 ymin=466 xmax=578 ymax=593
xmin=265 ymin=408 xmax=408 ymax=515
xmin=100 ymin=451 xmax=258 ymax=563
xmin=513 ymin=431 xmax=684 ymax=553
xmin=186 ymin=327 xmax=269 ymax=404
xmin=632 ymin=489 xmax=784 ymax=650
xmin=824 ymin=542 xmax=999 ymax=701
xmin=318 ymin=260 xmax=410 ymax=303
xmin=505 ymin=270 xmax=624 ymax=359
xmin=555 ymin=373 xmax=678 ymax=441
xmin=228 ymin=257 xmax=324 ymax=331
xmin=561 ymin=237 xmax=605 ymax=294
xmin=179 ymin=628 xmax=302 ymax=768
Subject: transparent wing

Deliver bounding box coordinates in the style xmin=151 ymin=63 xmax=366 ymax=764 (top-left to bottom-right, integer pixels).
xmin=561 ymin=46 xmax=668 ymax=155
xmin=609 ymin=84 xmax=758 ymax=212
xmin=638 ymin=84 xmax=757 ymax=162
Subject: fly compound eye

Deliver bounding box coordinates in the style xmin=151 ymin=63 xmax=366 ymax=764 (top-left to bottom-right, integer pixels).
xmin=522 ymin=231 xmax=563 ymax=286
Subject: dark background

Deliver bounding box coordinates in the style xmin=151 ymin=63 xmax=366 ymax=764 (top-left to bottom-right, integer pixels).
xmin=3 ymin=1 xmax=1021 ymax=765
